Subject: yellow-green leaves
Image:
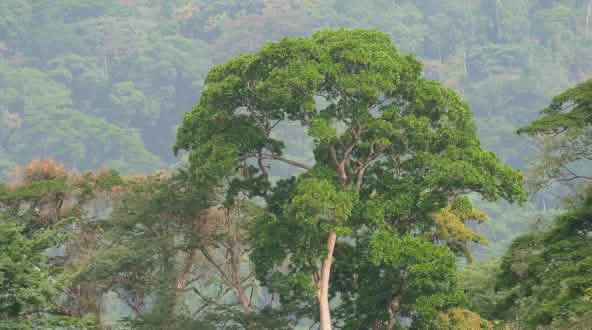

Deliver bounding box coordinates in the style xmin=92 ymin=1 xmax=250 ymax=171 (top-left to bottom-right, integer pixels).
xmin=432 ymin=201 xmax=489 ymax=247
xmin=436 ymin=308 xmax=494 ymax=330
xmin=368 ymin=230 xmax=455 ymax=269
xmin=309 ymin=117 xmax=338 ymax=144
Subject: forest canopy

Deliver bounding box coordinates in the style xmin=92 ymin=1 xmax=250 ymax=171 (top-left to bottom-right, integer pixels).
xmin=0 ymin=1 xmax=591 ymax=329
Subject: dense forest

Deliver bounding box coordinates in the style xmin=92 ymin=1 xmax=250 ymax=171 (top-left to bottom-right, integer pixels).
xmin=1 ymin=1 xmax=591 ymax=329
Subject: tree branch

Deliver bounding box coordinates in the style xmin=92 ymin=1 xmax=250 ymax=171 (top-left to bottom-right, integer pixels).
xmin=0 ymin=127 xmax=15 ymax=151
xmin=190 ymin=283 xmax=234 ymax=319
xmin=114 ymin=289 xmax=143 ymax=316
xmin=355 ymin=144 xmax=386 ymax=192
xmin=264 ymin=154 xmax=312 ymax=170
xmin=191 ymin=302 xmax=211 ymax=318
xmin=200 ymin=247 xmax=235 ymax=289
xmin=257 ymin=151 xmax=269 ymax=177
xmin=561 ymin=164 xmax=592 ymax=181
xmin=191 ymin=287 xmax=243 ymax=321
xmin=240 ymin=152 xmax=312 ymax=170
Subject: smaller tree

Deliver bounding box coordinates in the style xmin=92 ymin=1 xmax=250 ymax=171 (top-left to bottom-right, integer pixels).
xmin=0 ymin=217 xmax=92 ymax=329
xmin=0 ymin=159 xmax=125 ymax=327
xmin=82 ymin=171 xmax=291 ymax=329
xmin=518 ymin=79 xmax=592 ymax=189
xmin=0 ymin=159 xmax=110 ymax=329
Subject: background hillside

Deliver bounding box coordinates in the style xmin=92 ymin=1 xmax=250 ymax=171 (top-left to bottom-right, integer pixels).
xmin=1 ymin=0 xmax=591 ymax=256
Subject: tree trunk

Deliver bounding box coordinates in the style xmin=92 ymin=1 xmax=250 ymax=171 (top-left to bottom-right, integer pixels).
xmin=238 ymin=287 xmax=252 ymax=314
xmin=229 ymin=204 xmax=253 ymax=315
xmin=174 ymin=249 xmax=197 ymax=311
xmin=386 ymin=296 xmax=400 ymax=329
xmin=317 ymin=231 xmax=337 ymax=330
xmin=79 ymin=281 xmax=101 ymax=324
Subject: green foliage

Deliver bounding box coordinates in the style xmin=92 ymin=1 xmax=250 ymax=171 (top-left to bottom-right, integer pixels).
xmin=82 ymin=171 xmax=291 ymax=329
xmin=289 ymin=178 xmax=355 ymax=233
xmin=495 ymin=187 xmax=592 ymax=328
xmin=335 ymin=231 xmax=465 ymax=329
xmin=0 ymin=1 xmax=32 ymax=45
xmin=458 ymin=260 xmax=502 ymax=322
xmin=434 ymin=308 xmax=494 ymax=330
xmin=2 ymin=0 xmax=592 ymax=327
xmin=0 ymin=218 xmax=91 ymax=329
xmin=0 ymin=64 xmax=161 ymax=173
xmin=518 ymin=79 xmax=592 ymax=190
xmin=518 ymin=78 xmax=592 ymax=137
xmin=177 ymin=29 xmax=525 ymax=328
xmin=0 ymin=160 xmax=112 ymax=328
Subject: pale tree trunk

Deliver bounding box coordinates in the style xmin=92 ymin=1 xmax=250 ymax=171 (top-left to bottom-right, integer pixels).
xmin=232 ymin=235 xmax=252 ymax=314
xmin=317 ymin=231 xmax=337 ymax=330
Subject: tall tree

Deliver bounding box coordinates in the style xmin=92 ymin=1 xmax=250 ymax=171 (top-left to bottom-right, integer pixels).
xmin=0 ymin=159 xmax=123 ymax=328
xmin=175 ymin=29 xmax=525 ymax=328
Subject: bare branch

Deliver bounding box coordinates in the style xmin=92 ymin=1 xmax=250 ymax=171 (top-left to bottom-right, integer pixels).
xmin=561 ymin=164 xmax=592 ymax=181
xmin=264 ymin=154 xmax=312 ymax=170
xmin=191 ymin=287 xmax=243 ymax=321
xmin=240 ymin=151 xmax=312 ymax=170
xmin=343 ymin=128 xmax=361 ymax=162
xmin=270 ymin=119 xmax=283 ymax=131
xmin=191 ymin=302 xmax=211 ymax=318
xmin=190 ymin=284 xmax=233 ymax=318
xmin=200 ymin=247 xmax=235 ymax=289
xmin=114 ymin=289 xmax=143 ymax=316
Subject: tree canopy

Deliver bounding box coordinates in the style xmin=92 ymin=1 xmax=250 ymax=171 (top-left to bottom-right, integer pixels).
xmin=175 ymin=28 xmax=526 ymax=329
xmin=518 ymin=79 xmax=592 ymax=190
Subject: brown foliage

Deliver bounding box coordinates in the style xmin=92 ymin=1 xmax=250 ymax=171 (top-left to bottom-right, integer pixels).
xmin=21 ymin=158 xmax=68 ymax=183
xmin=193 ymin=207 xmax=226 ymax=238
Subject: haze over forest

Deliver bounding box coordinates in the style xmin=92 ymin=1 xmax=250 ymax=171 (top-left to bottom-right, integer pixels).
xmin=0 ymin=1 xmax=591 ymax=329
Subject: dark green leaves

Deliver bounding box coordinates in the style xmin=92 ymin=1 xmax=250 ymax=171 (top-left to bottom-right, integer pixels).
xmin=519 ymin=79 xmax=592 ymax=135
xmin=495 ymin=188 xmax=592 ymax=328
